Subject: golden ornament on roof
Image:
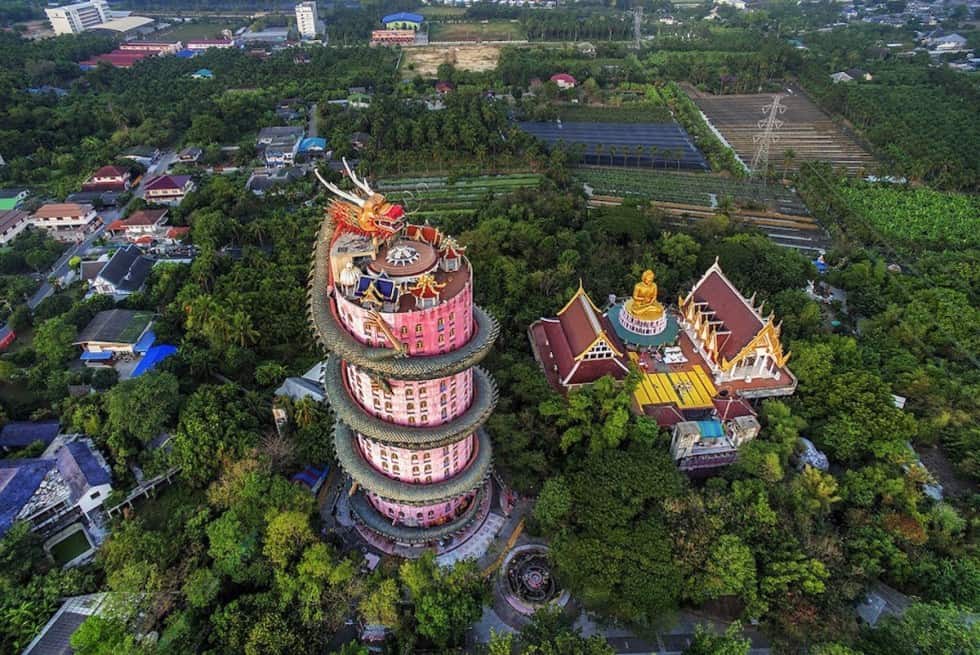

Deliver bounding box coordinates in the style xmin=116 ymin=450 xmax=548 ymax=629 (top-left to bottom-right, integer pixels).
xmin=625 ymin=269 xmax=665 ymax=321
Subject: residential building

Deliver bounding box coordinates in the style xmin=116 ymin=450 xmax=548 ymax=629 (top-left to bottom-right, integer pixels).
xmin=296 ymin=1 xmax=320 ymax=39
xmin=0 ymin=326 xmax=15 ymax=352
xmin=30 ymin=203 xmax=100 ymax=242
xmin=82 ymin=165 xmax=131 ymax=192
xmin=75 ymin=309 xmax=155 ymax=365
xmin=120 ymin=146 xmax=160 ymax=167
xmin=107 ymin=209 xmax=169 ymax=242
xmin=185 ymin=39 xmax=235 ymax=51
xmin=91 ymin=245 xmax=154 ymax=299
xmin=178 ymin=147 xmax=202 ymax=163
xmin=670 ymin=415 xmax=761 ymax=473
xmin=550 ymin=73 xmax=577 ymax=89
xmin=0 ymin=209 xmax=30 ymax=245
xmin=22 ymin=594 xmax=110 ymax=655
xmin=239 ymin=28 xmax=290 ymax=45
xmin=0 ymin=188 xmax=29 ymax=211
xmin=143 ymin=175 xmax=194 ymax=206
xmin=0 ymin=435 xmax=112 ymax=545
xmin=257 ymin=127 xmax=305 ymax=168
xmin=45 ymin=1 xmax=110 ymax=35
xmin=247 ymin=167 xmax=306 ymax=195
xmin=0 ymin=420 xmax=60 ymax=453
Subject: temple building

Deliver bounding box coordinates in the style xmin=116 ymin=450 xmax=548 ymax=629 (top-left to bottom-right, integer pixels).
xmin=528 ymin=283 xmax=630 ymax=389
xmin=530 ymin=259 xmax=796 ymax=474
xmin=309 ymin=161 xmax=499 ymax=555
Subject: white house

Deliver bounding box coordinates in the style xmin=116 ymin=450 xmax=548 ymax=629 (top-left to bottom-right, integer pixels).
xmin=30 ymin=203 xmax=100 ymax=242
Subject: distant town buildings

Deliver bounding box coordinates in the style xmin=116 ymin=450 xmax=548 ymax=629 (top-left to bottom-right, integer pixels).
xmin=82 ymin=166 xmax=131 ymax=192
xmin=45 ymin=1 xmax=110 ymax=35
xmin=295 ymin=1 xmax=321 ymax=40
xmin=257 ymin=127 xmax=305 ymax=168
xmin=372 ymin=12 xmax=425 ymax=46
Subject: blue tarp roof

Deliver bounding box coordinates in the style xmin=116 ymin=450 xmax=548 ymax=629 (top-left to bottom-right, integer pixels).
xmin=814 ymin=259 xmax=829 ymax=274
xmin=0 ymin=421 xmax=60 ymax=448
xmin=291 ymin=465 xmax=329 ymax=491
xmin=133 ymin=330 xmax=156 ymax=354
xmin=696 ymin=420 xmax=725 ymax=439
xmin=80 ymin=351 xmax=113 ymax=361
xmin=175 ymin=49 xmax=196 ymax=58
xmin=298 ymin=137 xmax=327 ymax=152
xmin=382 ymin=12 xmax=424 ymax=24
xmin=132 ymin=344 xmax=177 ymax=378
xmin=0 ymin=459 xmax=55 ymax=535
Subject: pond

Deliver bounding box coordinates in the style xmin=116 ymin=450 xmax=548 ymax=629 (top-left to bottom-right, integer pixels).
xmin=49 ymin=530 xmax=92 ymax=566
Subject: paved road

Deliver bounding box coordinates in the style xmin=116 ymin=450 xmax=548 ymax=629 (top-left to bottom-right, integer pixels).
xmin=27 ymin=150 xmax=177 ymax=309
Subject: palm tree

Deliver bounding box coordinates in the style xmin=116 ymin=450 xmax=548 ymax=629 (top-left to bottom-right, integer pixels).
xmin=229 ymin=310 xmax=260 ymax=347
xmin=293 ymin=397 xmax=318 ymax=429
xmin=593 ymin=144 xmax=604 ymax=167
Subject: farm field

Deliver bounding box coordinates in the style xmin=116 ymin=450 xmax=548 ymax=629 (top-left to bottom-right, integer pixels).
xmin=378 ymin=173 xmax=543 ymax=215
xmin=402 ymin=44 xmax=502 ymax=76
xmin=556 ymin=103 xmax=674 ymax=123
xmin=573 ymin=167 xmax=810 ymax=215
xmin=418 ymin=7 xmax=467 ymax=18
xmin=429 ymin=20 xmax=525 ymax=42
xmin=837 ymin=184 xmax=980 ymax=249
xmin=154 ymin=21 xmax=240 ymax=42
xmin=690 ymin=88 xmax=876 ymax=174
xmin=518 ymin=122 xmax=709 ymax=171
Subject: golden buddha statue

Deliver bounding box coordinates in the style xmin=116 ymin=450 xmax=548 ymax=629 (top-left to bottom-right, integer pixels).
xmin=625 ymin=269 xmax=664 ymax=321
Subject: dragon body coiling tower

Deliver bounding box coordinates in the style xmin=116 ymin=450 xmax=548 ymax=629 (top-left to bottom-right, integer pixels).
xmin=308 ymin=163 xmax=499 ymax=553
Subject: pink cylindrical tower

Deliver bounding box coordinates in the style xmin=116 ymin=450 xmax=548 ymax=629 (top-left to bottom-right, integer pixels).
xmin=309 ymin=166 xmax=498 ymax=552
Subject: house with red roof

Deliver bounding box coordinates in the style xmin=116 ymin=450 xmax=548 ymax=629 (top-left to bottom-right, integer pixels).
xmin=550 ymin=73 xmax=577 ymax=89
xmin=143 ymin=175 xmax=194 ymax=206
xmin=529 ymin=283 xmax=630 ymax=389
xmin=107 ymin=208 xmax=168 ymax=243
xmin=82 ymin=165 xmax=131 ymax=192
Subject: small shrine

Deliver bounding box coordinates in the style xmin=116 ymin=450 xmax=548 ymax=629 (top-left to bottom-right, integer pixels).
xmin=608 ymin=268 xmax=680 ymax=347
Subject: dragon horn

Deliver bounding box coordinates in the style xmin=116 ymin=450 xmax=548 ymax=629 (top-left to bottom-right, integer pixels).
xmin=315 ymin=168 xmax=365 ymax=207
xmin=343 ymin=157 xmax=374 ymax=196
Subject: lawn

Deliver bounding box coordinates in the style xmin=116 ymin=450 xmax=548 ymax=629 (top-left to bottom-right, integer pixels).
xmin=429 ymin=20 xmax=524 ymax=42
xmin=419 ymin=7 xmax=467 ymax=18
xmin=155 ymin=21 xmax=241 ymax=43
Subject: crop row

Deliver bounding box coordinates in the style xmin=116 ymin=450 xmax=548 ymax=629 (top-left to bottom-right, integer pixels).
xmin=836 ymin=185 xmax=980 ymax=248
xmin=573 ymin=167 xmax=809 ymax=214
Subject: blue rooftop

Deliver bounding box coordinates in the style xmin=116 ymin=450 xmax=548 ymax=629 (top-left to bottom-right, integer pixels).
xmin=132 ymin=344 xmax=177 ymax=378
xmin=175 ymin=49 xmax=196 ymax=58
xmin=133 ymin=330 xmax=156 ymax=354
xmin=63 ymin=442 xmax=111 ymax=488
xmin=0 ymin=421 xmax=60 ymax=449
xmin=298 ymin=137 xmax=327 ymax=152
xmin=0 ymin=459 xmax=55 ymax=535
xmin=382 ymin=12 xmax=424 ymax=25
xmin=191 ymin=68 xmax=213 ymax=78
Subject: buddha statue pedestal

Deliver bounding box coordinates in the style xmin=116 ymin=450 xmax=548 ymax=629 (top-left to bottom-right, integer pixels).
xmin=618 ymin=269 xmax=668 ymax=336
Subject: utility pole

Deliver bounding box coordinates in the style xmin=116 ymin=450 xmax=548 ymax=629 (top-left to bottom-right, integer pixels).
xmin=751 ymin=94 xmax=786 ymax=189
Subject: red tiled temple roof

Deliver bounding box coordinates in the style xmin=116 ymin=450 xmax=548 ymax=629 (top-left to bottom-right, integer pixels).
xmin=690 ymin=268 xmax=765 ymax=360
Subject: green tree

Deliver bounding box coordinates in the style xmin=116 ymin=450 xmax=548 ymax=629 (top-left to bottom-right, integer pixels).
xmin=33 ymin=317 xmax=76 ymax=368
xmin=104 ymin=372 xmax=180 ymax=465
xmin=399 ymin=553 xmax=485 ymax=649
xmin=860 ymin=602 xmax=980 ymax=655
xmin=533 ymin=475 xmax=572 ymax=534
xmin=687 ymin=535 xmax=757 ymax=607
xmin=360 ymin=578 xmax=400 ymax=627
xmin=683 ymin=622 xmax=750 ymax=655
xmin=539 ymin=374 xmax=637 ymax=454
